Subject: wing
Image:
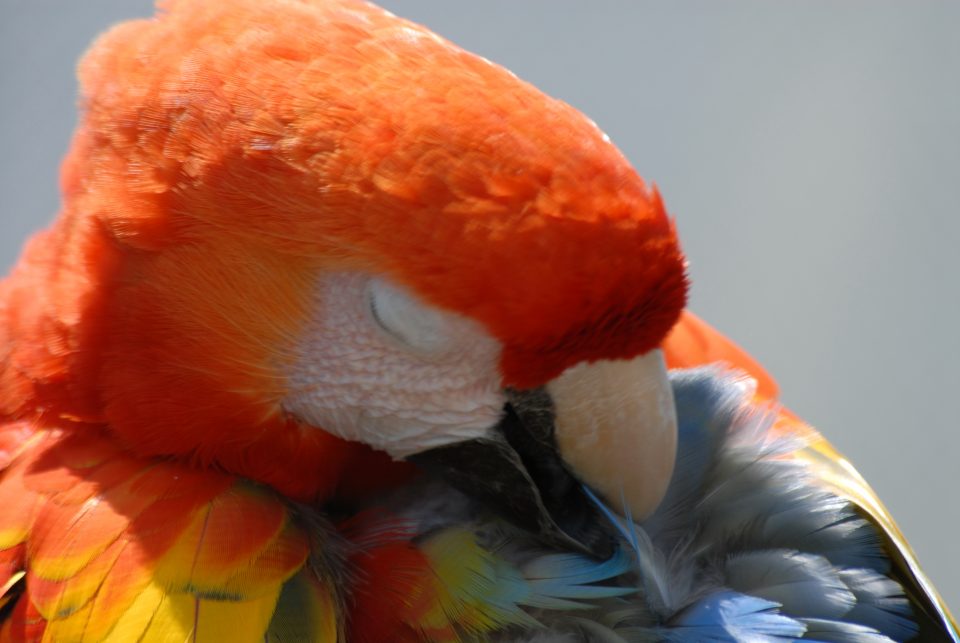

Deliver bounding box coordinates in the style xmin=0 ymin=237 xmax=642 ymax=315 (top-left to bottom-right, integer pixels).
xmin=662 ymin=310 xmax=959 ymax=640
xmin=0 ymin=424 xmax=336 ymax=643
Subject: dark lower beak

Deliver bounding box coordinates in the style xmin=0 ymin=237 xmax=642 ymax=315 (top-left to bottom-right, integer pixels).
xmin=408 ymin=388 xmax=615 ymax=559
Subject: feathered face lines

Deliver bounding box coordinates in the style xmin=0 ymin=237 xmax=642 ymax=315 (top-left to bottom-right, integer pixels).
xmin=283 ymin=273 xmax=507 ymax=459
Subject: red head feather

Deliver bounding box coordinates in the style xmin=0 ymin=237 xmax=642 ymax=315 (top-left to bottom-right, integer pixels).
xmin=0 ymin=0 xmax=686 ymax=500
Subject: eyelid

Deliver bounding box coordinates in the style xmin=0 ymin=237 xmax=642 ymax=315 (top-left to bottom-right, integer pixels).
xmin=366 ymin=278 xmax=454 ymax=355
xmin=366 ymin=286 xmax=403 ymax=343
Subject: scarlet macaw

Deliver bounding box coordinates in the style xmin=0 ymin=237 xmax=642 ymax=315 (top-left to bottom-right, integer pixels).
xmin=0 ymin=0 xmax=956 ymax=641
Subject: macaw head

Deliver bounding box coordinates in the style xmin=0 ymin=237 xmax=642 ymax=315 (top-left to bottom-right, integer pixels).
xmin=12 ymin=0 xmax=686 ymax=555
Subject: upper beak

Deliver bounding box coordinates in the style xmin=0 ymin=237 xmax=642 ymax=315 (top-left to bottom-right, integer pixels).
xmin=408 ymin=349 xmax=677 ymax=558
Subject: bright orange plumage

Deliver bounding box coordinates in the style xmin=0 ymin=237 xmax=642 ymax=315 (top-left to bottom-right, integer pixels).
xmin=0 ymin=425 xmax=309 ymax=641
xmin=0 ymin=0 xmax=684 ymax=502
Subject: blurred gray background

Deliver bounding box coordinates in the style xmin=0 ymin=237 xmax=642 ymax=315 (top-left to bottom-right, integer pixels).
xmin=2 ymin=0 xmax=958 ymax=614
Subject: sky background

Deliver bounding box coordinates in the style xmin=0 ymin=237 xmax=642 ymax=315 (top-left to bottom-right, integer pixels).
xmin=2 ymin=0 xmax=959 ymax=615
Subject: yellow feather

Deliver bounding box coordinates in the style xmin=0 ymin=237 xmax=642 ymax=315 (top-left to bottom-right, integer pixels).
xmin=152 ymin=487 xmax=303 ymax=599
xmin=41 ymin=557 xmax=152 ymax=642
xmin=108 ymin=583 xmax=188 ymax=643
xmin=266 ymin=571 xmax=339 ymax=643
xmin=134 ymin=588 xmax=282 ymax=643
xmin=30 ymin=539 xmax=126 ymax=621
xmin=0 ymin=527 xmax=29 ymax=551
xmin=419 ymin=529 xmax=519 ymax=636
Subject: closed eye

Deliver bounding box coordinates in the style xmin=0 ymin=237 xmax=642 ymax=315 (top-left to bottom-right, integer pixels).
xmin=366 ymin=277 xmax=457 ymax=355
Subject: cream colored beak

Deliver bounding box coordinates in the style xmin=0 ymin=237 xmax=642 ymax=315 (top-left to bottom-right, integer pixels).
xmin=546 ymin=349 xmax=677 ymax=521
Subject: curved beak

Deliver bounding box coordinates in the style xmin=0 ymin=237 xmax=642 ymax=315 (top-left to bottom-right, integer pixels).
xmin=547 ymin=349 xmax=677 ymax=522
xmin=408 ymin=349 xmax=677 ymax=558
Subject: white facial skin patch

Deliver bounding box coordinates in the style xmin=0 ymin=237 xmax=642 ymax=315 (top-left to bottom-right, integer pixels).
xmin=283 ymin=272 xmax=507 ymax=458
